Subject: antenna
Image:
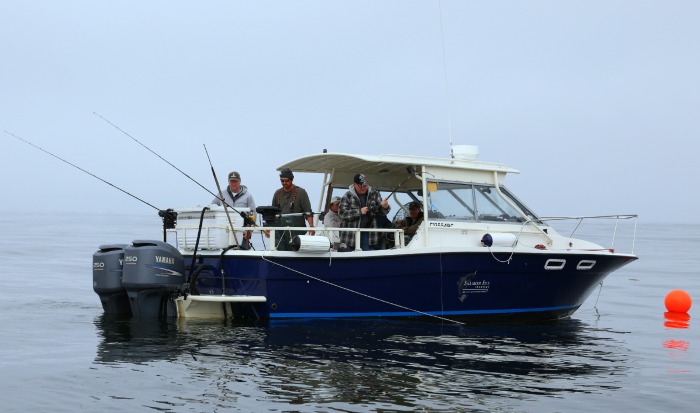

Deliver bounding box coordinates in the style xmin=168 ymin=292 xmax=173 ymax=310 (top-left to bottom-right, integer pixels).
xmin=438 ymin=0 xmax=454 ymax=157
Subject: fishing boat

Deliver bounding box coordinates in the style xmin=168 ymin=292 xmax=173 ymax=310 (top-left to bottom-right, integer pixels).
xmin=93 ymin=145 xmax=638 ymax=323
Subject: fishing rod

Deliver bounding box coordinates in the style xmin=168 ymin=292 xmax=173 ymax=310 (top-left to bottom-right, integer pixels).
xmin=93 ymin=112 xmax=222 ymax=201
xmin=385 ymin=166 xmax=418 ymax=199
xmin=366 ymin=167 xmax=418 ymax=217
xmin=4 ymin=130 xmax=177 ymax=240
xmin=95 ymin=113 xmax=256 ymax=227
xmin=201 ymin=145 xmax=256 ymax=227
xmin=4 ymin=130 xmax=161 ymax=211
xmin=203 ymin=144 xmax=242 ymax=248
xmin=94 ymin=114 xmax=258 ymax=238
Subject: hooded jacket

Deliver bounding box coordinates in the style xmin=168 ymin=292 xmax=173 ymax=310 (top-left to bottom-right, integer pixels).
xmin=212 ymin=185 xmax=256 ymax=211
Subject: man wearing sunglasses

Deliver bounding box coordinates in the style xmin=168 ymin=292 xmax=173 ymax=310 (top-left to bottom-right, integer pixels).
xmin=271 ymin=168 xmax=315 ymax=251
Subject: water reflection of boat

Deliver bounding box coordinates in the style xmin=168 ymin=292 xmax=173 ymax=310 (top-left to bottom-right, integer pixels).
xmin=93 ymin=316 xmax=628 ymax=406
xmin=93 ymin=315 xmax=188 ymax=364
xmin=93 ymin=146 xmax=638 ymax=322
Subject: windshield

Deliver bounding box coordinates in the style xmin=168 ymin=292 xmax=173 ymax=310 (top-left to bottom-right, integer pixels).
xmin=426 ymin=181 xmax=541 ymax=223
xmin=323 ymin=181 xmax=542 ymax=225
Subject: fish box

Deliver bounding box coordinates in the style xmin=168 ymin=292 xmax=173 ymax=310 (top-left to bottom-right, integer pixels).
xmin=168 ymin=205 xmax=251 ymax=250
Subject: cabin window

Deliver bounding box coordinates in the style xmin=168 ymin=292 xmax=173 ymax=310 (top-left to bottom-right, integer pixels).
xmin=473 ymin=185 xmax=526 ymax=222
xmin=426 ymin=182 xmax=476 ymax=220
xmin=426 ymin=181 xmax=540 ymax=223
xmin=498 ymin=187 xmax=543 ymax=224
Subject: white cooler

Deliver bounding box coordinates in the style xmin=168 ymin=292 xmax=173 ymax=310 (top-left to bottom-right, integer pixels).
xmin=167 ymin=205 xmax=251 ymax=250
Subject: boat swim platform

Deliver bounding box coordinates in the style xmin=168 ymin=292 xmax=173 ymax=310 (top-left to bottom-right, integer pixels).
xmin=175 ymin=295 xmax=267 ymax=319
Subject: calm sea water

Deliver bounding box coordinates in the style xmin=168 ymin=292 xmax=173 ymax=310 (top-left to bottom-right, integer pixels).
xmin=0 ymin=211 xmax=697 ymax=412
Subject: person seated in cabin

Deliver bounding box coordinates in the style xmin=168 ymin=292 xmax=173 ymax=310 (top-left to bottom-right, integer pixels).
xmin=394 ymin=201 xmax=424 ymax=245
xmin=270 ymin=168 xmax=315 ymax=251
xmin=320 ymin=196 xmax=342 ymax=250
xmin=338 ymin=173 xmax=390 ymax=252
xmin=211 ymin=171 xmax=256 ymax=249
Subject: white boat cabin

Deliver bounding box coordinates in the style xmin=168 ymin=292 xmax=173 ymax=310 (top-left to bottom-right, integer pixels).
xmin=168 ymin=146 xmax=633 ymax=254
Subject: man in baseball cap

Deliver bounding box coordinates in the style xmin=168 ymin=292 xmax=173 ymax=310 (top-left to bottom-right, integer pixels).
xmin=212 ymin=171 xmax=256 ymax=211
xmin=338 ymin=173 xmax=390 ymax=251
xmin=321 ymin=195 xmax=342 ymax=249
xmin=211 ymin=170 xmax=256 ymax=249
xmin=394 ymin=200 xmax=424 ymax=244
xmin=323 ymin=196 xmax=341 ymax=227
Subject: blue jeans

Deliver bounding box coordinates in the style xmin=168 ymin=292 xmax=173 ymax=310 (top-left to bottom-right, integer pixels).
xmin=360 ymin=232 xmax=370 ymax=251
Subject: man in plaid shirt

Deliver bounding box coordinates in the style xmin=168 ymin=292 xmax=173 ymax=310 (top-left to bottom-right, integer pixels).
xmin=338 ymin=173 xmax=390 ymax=251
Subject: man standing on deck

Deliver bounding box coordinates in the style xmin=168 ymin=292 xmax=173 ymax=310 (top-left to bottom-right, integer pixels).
xmin=271 ymin=168 xmax=315 ymax=251
xmin=212 ymin=171 xmax=256 ymax=210
xmin=211 ymin=171 xmax=256 ymax=249
xmin=322 ymin=196 xmax=342 ymax=250
xmin=339 ymin=173 xmax=390 ymax=251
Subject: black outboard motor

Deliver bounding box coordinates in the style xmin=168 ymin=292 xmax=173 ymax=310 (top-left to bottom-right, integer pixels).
xmin=121 ymin=240 xmax=186 ymax=319
xmin=93 ymin=244 xmax=131 ymax=317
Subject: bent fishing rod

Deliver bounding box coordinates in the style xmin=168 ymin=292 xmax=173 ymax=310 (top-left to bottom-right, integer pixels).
xmin=5 ymin=130 xmax=160 ymax=210
xmin=94 ymin=112 xmax=250 ymax=220
xmin=5 ymin=131 xmax=177 ymax=241
xmin=385 ymin=166 xmax=418 ymax=198
xmin=4 ymin=130 xmax=176 ymax=239
xmin=94 ymin=112 xmax=212 ymax=194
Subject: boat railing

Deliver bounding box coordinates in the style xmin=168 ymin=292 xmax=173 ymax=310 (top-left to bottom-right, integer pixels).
xmin=247 ymin=226 xmax=407 ymax=251
xmin=168 ymin=208 xmax=408 ymax=252
xmin=539 ymin=214 xmax=638 ymax=255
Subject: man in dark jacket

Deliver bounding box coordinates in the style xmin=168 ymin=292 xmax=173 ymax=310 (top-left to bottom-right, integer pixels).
xmin=339 ymin=173 xmax=390 ymax=251
xmin=394 ymin=201 xmax=424 ymax=245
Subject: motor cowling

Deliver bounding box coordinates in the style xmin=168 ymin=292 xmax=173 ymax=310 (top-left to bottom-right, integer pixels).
xmin=121 ymin=240 xmax=186 ymax=318
xmin=93 ymin=244 xmax=131 ymax=317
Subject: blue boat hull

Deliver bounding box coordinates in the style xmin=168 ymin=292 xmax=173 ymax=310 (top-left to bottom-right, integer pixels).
xmin=188 ymin=251 xmax=636 ymax=322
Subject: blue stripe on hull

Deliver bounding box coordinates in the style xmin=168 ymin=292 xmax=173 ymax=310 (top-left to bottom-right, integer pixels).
xmin=270 ymin=304 xmax=577 ymax=319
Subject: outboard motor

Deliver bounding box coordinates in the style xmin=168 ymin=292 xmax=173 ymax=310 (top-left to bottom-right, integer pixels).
xmin=93 ymin=244 xmax=131 ymax=317
xmin=121 ymin=240 xmax=186 ymax=319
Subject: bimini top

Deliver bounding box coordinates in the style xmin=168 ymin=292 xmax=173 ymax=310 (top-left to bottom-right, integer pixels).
xmin=277 ymin=148 xmax=520 ymax=190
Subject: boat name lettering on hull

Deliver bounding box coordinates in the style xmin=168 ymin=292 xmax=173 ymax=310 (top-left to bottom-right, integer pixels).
xmin=457 ymin=272 xmax=490 ymax=302
xmin=430 ymin=222 xmax=454 ymax=228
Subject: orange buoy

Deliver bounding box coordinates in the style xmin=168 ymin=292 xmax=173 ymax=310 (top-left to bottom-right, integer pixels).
xmin=664 ymin=289 xmax=692 ymax=313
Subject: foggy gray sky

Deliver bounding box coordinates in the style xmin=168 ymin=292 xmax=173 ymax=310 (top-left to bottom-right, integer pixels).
xmin=2 ymin=1 xmax=698 ymax=224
